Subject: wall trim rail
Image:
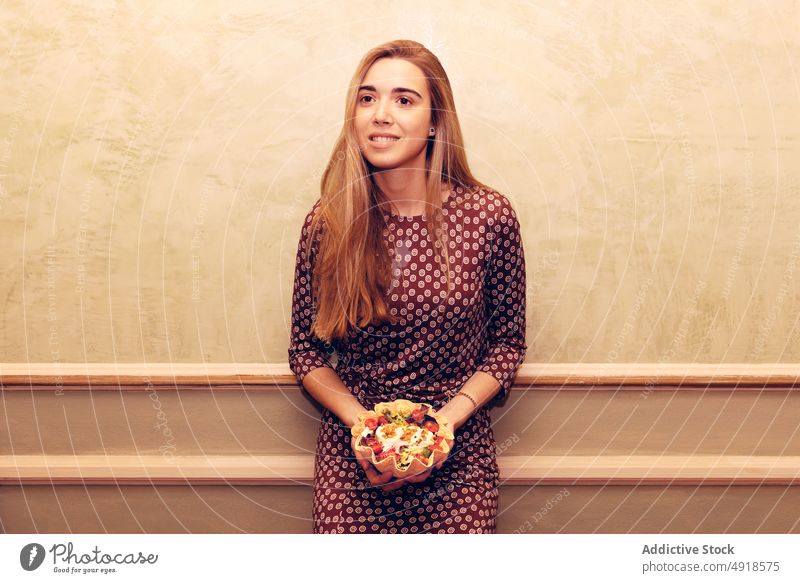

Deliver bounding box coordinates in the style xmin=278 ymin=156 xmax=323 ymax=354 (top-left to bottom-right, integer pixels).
xmin=1 ymin=363 xmax=798 ymax=389
xmin=1 ymin=454 xmax=798 ymax=486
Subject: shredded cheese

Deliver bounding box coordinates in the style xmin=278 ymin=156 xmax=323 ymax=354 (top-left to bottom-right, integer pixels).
xmin=376 ymin=424 xmax=434 ymax=454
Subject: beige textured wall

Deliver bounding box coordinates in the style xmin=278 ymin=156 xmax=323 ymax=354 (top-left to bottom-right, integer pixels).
xmin=1 ymin=1 xmax=798 ymax=364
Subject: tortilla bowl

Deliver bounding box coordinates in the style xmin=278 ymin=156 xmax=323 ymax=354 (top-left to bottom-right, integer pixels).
xmin=351 ymin=399 xmax=455 ymax=480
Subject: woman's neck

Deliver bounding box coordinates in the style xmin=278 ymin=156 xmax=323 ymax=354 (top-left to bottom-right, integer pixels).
xmin=374 ymin=168 xmax=448 ymax=216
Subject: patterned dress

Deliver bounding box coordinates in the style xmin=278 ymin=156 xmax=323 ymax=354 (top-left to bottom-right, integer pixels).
xmin=288 ymin=184 xmax=527 ymax=534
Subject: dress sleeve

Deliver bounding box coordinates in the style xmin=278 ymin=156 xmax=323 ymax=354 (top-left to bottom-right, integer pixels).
xmin=475 ymin=195 xmax=527 ymax=404
xmin=287 ymin=200 xmax=334 ymax=385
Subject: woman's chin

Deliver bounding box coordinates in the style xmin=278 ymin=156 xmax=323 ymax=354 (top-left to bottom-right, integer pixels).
xmin=365 ymin=157 xmax=403 ymax=170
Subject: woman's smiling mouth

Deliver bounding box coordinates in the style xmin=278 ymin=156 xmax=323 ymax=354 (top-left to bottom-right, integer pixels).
xmin=369 ymin=135 xmax=400 ymax=148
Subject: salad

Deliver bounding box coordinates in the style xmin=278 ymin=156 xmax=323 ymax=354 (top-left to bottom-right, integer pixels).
xmin=351 ymin=399 xmax=455 ymax=478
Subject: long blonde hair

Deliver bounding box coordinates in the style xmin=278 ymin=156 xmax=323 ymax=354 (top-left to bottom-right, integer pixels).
xmin=307 ymin=39 xmax=489 ymax=343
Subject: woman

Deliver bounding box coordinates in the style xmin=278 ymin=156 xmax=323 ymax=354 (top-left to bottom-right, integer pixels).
xmin=288 ymin=39 xmax=527 ymax=533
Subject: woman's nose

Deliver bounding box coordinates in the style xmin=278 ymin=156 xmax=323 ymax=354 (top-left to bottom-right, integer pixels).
xmin=373 ymin=99 xmax=392 ymax=124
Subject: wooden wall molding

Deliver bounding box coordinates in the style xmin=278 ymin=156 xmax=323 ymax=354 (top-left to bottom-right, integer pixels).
xmin=1 ymin=362 xmax=798 ymax=389
xmin=2 ymin=454 xmax=798 ymax=486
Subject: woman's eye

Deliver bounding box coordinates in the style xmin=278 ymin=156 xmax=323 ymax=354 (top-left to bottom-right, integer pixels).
xmin=359 ymin=95 xmax=413 ymax=106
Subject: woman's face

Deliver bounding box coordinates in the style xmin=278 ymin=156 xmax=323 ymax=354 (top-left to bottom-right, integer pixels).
xmin=354 ymin=58 xmax=433 ymax=171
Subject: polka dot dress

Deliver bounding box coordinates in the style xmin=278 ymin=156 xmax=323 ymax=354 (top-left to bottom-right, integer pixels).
xmin=288 ymin=184 xmax=527 ymax=534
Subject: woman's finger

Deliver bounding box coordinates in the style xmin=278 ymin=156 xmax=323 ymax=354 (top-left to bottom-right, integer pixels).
xmin=353 ymin=448 xmax=380 ymax=482
xmin=362 ymin=464 xmax=377 ymax=480
xmin=355 ymin=454 xmax=370 ymax=474
xmin=354 ymin=454 xmax=367 ymax=472
xmin=381 ymin=476 xmax=407 ymax=492
xmin=352 ymin=440 xmax=379 ymax=475
xmin=363 ymin=464 xmax=390 ymax=485
xmin=405 ymin=469 xmax=432 ymax=483
xmin=374 ymin=470 xmax=394 ymax=485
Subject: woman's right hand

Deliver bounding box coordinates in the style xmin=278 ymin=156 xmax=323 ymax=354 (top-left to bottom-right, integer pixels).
xmin=351 ymin=435 xmax=395 ymax=489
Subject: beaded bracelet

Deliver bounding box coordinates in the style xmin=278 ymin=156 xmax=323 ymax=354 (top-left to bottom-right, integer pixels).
xmin=453 ymin=391 xmax=479 ymax=413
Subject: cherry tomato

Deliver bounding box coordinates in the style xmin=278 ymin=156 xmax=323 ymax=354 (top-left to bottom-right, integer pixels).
xmin=377 ymin=415 xmax=389 ymax=425
xmin=424 ymin=420 xmax=439 ymax=433
xmin=364 ymin=417 xmax=378 ymax=431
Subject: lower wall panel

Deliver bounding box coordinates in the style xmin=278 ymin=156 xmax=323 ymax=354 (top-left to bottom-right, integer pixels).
xmin=498 ymin=485 xmax=800 ymax=534
xmin=2 ymin=485 xmax=798 ymax=534
xmin=0 ymin=485 xmax=313 ymax=534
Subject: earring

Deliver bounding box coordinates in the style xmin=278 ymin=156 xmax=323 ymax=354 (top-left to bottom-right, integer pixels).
xmin=428 ymin=127 xmax=436 ymax=136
